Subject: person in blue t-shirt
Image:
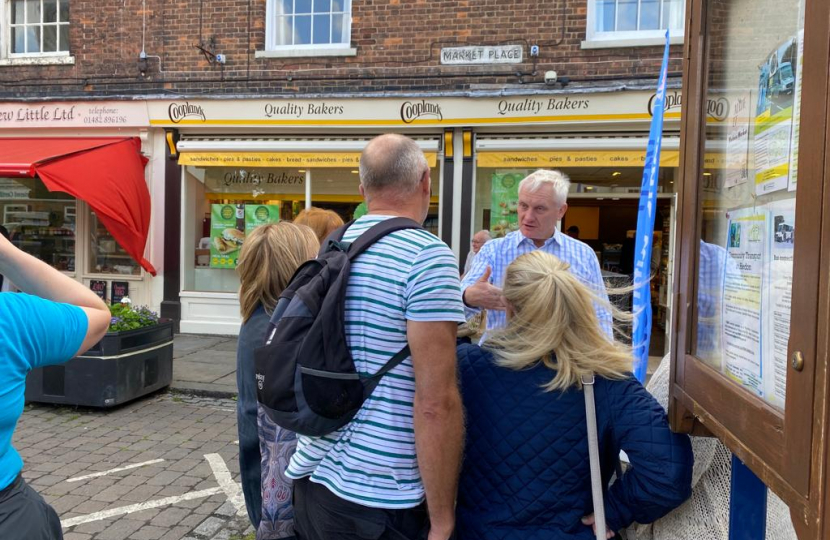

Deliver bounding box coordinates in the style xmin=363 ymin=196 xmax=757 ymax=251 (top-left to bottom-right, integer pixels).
xmin=0 ymin=232 xmax=110 ymax=540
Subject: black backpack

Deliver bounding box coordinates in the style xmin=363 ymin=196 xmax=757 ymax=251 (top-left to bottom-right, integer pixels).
xmin=254 ymin=217 xmax=424 ymax=437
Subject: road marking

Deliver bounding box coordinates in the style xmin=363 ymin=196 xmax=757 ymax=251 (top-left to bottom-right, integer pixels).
xmin=204 ymin=453 xmax=247 ymax=517
xmin=66 ymin=459 xmax=166 ymax=483
xmin=61 ymin=487 xmax=223 ymax=528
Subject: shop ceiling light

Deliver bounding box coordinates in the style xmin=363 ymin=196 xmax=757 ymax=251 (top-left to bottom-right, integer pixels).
xmin=612 ymin=171 xmax=622 ymax=177
xmin=704 ymin=172 xmax=712 ymax=176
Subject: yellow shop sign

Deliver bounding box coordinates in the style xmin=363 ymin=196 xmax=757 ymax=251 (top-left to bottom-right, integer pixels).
xmin=180 ymin=152 xmax=438 ymax=168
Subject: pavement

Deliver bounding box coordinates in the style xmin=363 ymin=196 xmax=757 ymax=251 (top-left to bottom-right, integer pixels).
xmin=16 ymin=393 xmax=254 ymax=540
xmin=168 ymin=333 xmax=668 ymax=399
xmin=171 ymin=335 xmax=239 ymax=398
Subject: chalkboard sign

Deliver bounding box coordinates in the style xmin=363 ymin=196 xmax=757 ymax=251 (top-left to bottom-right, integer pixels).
xmin=111 ymin=281 xmax=129 ymax=304
xmin=90 ymin=280 xmax=107 ymax=301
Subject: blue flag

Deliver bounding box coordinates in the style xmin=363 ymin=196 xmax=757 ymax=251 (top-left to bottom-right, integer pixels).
xmin=632 ymin=31 xmax=671 ymax=382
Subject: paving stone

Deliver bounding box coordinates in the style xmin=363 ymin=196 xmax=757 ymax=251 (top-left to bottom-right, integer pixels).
xmin=94 ymin=518 xmax=145 ymax=540
xmin=193 ymin=516 xmax=225 ymax=537
xmin=150 ymin=507 xmax=190 ymax=528
xmin=63 ymin=533 xmax=92 ymax=540
xmin=127 ymin=524 xmax=167 ymax=540
xmin=213 ymin=501 xmax=237 ymax=518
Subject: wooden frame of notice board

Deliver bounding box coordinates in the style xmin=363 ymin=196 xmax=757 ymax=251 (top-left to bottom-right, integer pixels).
xmin=668 ymin=0 xmax=830 ymax=536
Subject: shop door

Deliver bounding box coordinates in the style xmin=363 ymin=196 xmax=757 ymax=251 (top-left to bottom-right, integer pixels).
xmin=671 ymin=0 xmax=829 ymax=530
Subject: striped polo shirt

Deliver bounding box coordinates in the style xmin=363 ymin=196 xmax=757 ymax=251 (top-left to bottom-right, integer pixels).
xmin=285 ymin=214 xmax=466 ymax=508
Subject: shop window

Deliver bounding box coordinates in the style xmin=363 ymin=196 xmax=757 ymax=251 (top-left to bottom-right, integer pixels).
xmin=88 ymin=209 xmax=141 ymax=276
xmin=584 ymin=0 xmax=684 ymax=47
xmin=5 ymin=0 xmax=70 ymax=57
xmin=264 ymin=0 xmax=354 ymax=56
xmin=183 ymin=162 xmax=441 ymax=294
xmin=183 ymin=165 xmax=305 ymax=294
xmin=0 ymin=177 xmax=76 ymax=273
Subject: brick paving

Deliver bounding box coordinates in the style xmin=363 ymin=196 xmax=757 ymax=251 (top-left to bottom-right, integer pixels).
xmin=15 ymin=392 xmax=255 ymax=540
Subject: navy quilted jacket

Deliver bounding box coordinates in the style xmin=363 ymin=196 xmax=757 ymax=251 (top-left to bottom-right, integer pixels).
xmin=456 ymin=344 xmax=693 ymax=540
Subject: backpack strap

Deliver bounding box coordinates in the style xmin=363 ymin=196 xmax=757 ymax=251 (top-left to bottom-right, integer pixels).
xmin=364 ymin=345 xmax=411 ymax=381
xmin=319 ymin=220 xmax=355 ymax=256
xmin=346 ymin=217 xmax=424 ymax=260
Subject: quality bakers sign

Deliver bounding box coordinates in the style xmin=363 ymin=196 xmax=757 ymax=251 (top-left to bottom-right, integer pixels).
xmin=0 ymin=101 xmax=149 ymax=129
xmin=148 ymin=90 xmax=680 ymax=128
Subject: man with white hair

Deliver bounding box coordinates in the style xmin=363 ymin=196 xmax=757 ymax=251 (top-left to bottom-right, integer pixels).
xmin=462 ymin=229 xmax=492 ymax=276
xmin=461 ymin=169 xmax=611 ymax=339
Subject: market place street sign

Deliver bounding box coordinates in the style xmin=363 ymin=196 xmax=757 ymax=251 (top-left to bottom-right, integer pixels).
xmin=440 ymin=45 xmax=523 ymax=65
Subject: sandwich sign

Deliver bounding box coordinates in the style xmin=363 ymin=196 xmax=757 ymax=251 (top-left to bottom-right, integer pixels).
xmin=210 ymin=204 xmax=245 ymax=269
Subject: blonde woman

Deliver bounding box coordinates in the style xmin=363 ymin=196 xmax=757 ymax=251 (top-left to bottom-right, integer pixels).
xmin=455 ymin=251 xmax=693 ymax=540
xmin=293 ymin=207 xmax=344 ymax=244
xmin=235 ymin=222 xmax=319 ymax=540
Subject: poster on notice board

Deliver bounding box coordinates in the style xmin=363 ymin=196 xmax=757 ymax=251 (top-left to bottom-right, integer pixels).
xmin=763 ymin=198 xmax=796 ymax=409
xmin=788 ymin=30 xmax=804 ymax=192
xmin=721 ymin=208 xmax=767 ymax=397
xmin=754 ymin=37 xmax=798 ymax=196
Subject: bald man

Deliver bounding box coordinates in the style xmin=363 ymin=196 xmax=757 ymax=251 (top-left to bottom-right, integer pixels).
xmin=463 ymin=230 xmax=492 ymax=276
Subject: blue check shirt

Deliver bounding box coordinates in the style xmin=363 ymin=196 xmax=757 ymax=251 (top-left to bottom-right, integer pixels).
xmin=461 ymin=229 xmax=612 ymax=341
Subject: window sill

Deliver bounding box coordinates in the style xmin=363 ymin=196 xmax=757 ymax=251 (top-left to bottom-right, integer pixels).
xmin=0 ymin=55 xmax=75 ymax=66
xmin=255 ymin=47 xmax=357 ymax=59
xmin=581 ymin=35 xmax=684 ymax=49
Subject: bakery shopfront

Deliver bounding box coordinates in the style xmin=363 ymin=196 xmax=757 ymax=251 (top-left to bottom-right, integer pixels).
xmin=148 ymin=89 xmax=683 ymax=338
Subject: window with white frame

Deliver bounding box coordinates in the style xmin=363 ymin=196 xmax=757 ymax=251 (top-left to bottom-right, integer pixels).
xmin=266 ymin=0 xmax=351 ymax=51
xmin=8 ymin=0 xmax=70 ymax=56
xmin=586 ymin=0 xmax=684 ymax=45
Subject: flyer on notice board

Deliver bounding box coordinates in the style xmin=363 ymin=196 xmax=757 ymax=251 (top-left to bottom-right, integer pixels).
xmin=725 ymin=92 xmax=751 ymax=189
xmin=754 ymin=37 xmax=798 ymax=196
xmin=721 ymin=208 xmax=767 ymax=396
xmin=788 ymin=30 xmax=804 ymax=192
xmin=763 ymin=199 xmax=796 ymax=409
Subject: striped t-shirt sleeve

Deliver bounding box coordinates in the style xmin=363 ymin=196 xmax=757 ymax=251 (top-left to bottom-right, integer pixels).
xmin=405 ymin=241 xmax=466 ymax=323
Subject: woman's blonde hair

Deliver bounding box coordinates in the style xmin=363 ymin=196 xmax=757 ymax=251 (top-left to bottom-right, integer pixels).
xmin=294 ymin=207 xmax=345 ymax=244
xmin=486 ymin=251 xmax=633 ymax=391
xmin=237 ymin=222 xmax=319 ymax=323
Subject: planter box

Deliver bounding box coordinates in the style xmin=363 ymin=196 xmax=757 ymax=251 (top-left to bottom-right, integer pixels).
xmin=25 ymin=320 xmax=175 ymax=408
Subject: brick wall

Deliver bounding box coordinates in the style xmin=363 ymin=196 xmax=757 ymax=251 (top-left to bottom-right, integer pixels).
xmin=0 ymin=0 xmax=684 ymax=99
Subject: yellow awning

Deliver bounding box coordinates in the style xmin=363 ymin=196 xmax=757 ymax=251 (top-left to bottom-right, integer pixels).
xmin=476 ymin=150 xmax=681 ymax=168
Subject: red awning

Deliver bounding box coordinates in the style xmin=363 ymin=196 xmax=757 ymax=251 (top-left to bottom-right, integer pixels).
xmin=0 ymin=137 xmax=156 ymax=275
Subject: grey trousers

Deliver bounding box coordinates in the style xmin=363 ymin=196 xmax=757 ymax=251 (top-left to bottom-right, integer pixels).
xmin=0 ymin=474 xmax=63 ymax=540
xmin=292 ymin=477 xmax=429 ymax=540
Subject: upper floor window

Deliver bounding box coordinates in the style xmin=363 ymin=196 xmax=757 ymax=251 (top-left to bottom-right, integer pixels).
xmin=585 ymin=0 xmax=684 ymax=48
xmin=265 ymin=0 xmax=352 ymax=53
xmin=10 ymin=0 xmax=70 ymax=56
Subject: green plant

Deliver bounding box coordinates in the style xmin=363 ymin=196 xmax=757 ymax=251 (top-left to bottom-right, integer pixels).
xmin=108 ymin=302 xmax=160 ymax=332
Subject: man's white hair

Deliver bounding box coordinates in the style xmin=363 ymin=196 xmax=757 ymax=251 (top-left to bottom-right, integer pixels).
xmin=518 ymin=169 xmax=570 ymax=205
